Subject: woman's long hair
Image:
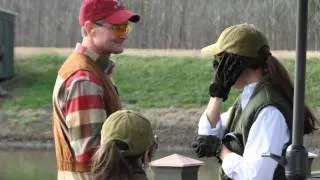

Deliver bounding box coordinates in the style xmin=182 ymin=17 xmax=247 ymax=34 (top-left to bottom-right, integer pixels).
xmin=256 ymin=46 xmax=317 ymax=134
xmin=222 ymin=46 xmax=317 ymax=134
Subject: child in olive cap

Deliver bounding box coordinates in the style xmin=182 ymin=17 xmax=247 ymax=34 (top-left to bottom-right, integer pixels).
xmin=92 ymin=110 xmax=157 ymax=180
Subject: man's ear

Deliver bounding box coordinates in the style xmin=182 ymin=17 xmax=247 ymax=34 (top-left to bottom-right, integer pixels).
xmin=83 ymin=21 xmax=96 ymax=35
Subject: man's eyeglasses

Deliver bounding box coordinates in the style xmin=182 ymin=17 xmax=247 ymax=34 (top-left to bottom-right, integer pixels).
xmin=94 ymin=22 xmax=132 ymax=37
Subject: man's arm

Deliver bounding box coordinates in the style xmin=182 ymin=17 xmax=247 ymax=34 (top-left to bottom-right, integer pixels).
xmin=62 ymin=70 xmax=107 ymax=164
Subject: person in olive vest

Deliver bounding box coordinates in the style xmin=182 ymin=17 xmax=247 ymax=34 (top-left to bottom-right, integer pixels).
xmin=52 ymin=0 xmax=140 ymax=179
xmin=92 ymin=110 xmax=158 ymax=180
xmin=192 ymin=23 xmax=317 ymax=180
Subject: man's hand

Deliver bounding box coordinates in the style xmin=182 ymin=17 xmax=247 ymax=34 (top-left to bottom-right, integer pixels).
xmin=192 ymin=135 xmax=222 ymax=158
xmin=209 ymin=54 xmax=247 ymax=101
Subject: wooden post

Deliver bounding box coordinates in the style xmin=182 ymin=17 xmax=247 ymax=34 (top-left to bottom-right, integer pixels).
xmin=150 ymin=154 xmax=204 ymax=180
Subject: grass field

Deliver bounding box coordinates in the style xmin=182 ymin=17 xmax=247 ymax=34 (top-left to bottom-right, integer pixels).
xmin=1 ymin=54 xmax=320 ymax=113
xmin=0 ymin=53 xmax=320 ymax=149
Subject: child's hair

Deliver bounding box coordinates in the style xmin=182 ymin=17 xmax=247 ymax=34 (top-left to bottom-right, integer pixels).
xmin=92 ymin=140 xmax=157 ymax=180
xmin=92 ymin=141 xmax=130 ymax=180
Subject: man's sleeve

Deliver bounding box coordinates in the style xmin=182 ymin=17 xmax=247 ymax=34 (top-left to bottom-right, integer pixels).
xmin=62 ymin=70 xmax=107 ymax=164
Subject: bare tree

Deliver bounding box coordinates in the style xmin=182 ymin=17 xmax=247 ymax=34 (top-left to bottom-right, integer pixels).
xmin=0 ymin=0 xmax=319 ymax=50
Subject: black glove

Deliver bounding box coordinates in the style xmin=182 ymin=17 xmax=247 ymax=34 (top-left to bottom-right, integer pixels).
xmin=209 ymin=54 xmax=247 ymax=101
xmin=192 ymin=135 xmax=222 ymax=158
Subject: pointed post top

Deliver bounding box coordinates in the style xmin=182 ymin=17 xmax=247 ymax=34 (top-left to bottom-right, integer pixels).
xmin=150 ymin=153 xmax=204 ymax=168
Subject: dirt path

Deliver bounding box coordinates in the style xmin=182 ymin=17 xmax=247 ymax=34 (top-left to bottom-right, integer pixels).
xmin=0 ymin=106 xmax=205 ymax=149
xmin=1 ymin=106 xmax=320 ymax=151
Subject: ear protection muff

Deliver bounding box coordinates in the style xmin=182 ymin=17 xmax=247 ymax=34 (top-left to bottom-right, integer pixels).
xmin=222 ymin=132 xmax=244 ymax=155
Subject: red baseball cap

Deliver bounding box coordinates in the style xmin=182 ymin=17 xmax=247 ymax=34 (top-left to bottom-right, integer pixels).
xmin=79 ymin=0 xmax=140 ymax=25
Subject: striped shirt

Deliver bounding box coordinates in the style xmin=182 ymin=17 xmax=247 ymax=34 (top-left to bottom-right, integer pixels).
xmin=57 ymin=43 xmax=115 ymax=164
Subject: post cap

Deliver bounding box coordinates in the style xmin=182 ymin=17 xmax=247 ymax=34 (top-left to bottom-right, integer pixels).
xmin=150 ymin=153 xmax=204 ymax=168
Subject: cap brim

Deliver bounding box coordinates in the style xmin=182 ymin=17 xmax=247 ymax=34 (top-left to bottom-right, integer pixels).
xmin=104 ymin=10 xmax=140 ymax=24
xmin=200 ymin=43 xmax=224 ymax=57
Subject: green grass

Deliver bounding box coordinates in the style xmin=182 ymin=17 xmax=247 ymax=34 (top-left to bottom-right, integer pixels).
xmin=2 ymin=54 xmax=320 ymax=112
xmin=2 ymin=54 xmax=61 ymax=110
xmin=114 ymin=55 xmax=242 ymax=110
xmin=280 ymin=58 xmax=320 ymax=107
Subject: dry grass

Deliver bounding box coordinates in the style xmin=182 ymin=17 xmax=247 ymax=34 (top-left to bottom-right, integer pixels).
xmin=14 ymin=47 xmax=320 ymax=59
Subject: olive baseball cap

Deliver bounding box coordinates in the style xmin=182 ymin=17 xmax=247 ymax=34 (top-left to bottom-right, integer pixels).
xmin=201 ymin=23 xmax=269 ymax=58
xmin=101 ymin=110 xmax=154 ymax=156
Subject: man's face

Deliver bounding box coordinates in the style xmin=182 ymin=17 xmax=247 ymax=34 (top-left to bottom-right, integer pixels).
xmin=90 ymin=21 xmax=130 ymax=55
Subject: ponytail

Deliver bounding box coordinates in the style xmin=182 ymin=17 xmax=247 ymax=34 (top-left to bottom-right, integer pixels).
xmin=92 ymin=141 xmax=132 ymax=180
xmin=259 ymin=47 xmax=317 ymax=134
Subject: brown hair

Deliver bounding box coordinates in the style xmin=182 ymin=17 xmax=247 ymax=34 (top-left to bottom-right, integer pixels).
xmin=257 ymin=46 xmax=317 ymax=134
xmin=92 ymin=141 xmax=132 ymax=180
xmin=92 ymin=140 xmax=156 ymax=180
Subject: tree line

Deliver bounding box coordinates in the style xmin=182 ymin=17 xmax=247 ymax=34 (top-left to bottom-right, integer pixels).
xmin=0 ymin=0 xmax=319 ymax=50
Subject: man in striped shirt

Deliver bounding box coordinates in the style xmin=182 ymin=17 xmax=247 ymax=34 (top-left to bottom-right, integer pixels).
xmin=52 ymin=0 xmax=140 ymax=179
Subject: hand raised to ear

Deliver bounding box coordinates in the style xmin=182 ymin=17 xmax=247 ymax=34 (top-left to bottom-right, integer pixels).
xmin=209 ymin=54 xmax=247 ymax=101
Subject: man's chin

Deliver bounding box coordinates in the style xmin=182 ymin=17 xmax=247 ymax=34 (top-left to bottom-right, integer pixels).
xmin=112 ymin=49 xmax=124 ymax=54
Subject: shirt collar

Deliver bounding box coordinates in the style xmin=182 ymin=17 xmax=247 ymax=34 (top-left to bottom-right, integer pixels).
xmin=74 ymin=43 xmax=112 ymax=71
xmin=240 ymin=82 xmax=257 ymax=109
